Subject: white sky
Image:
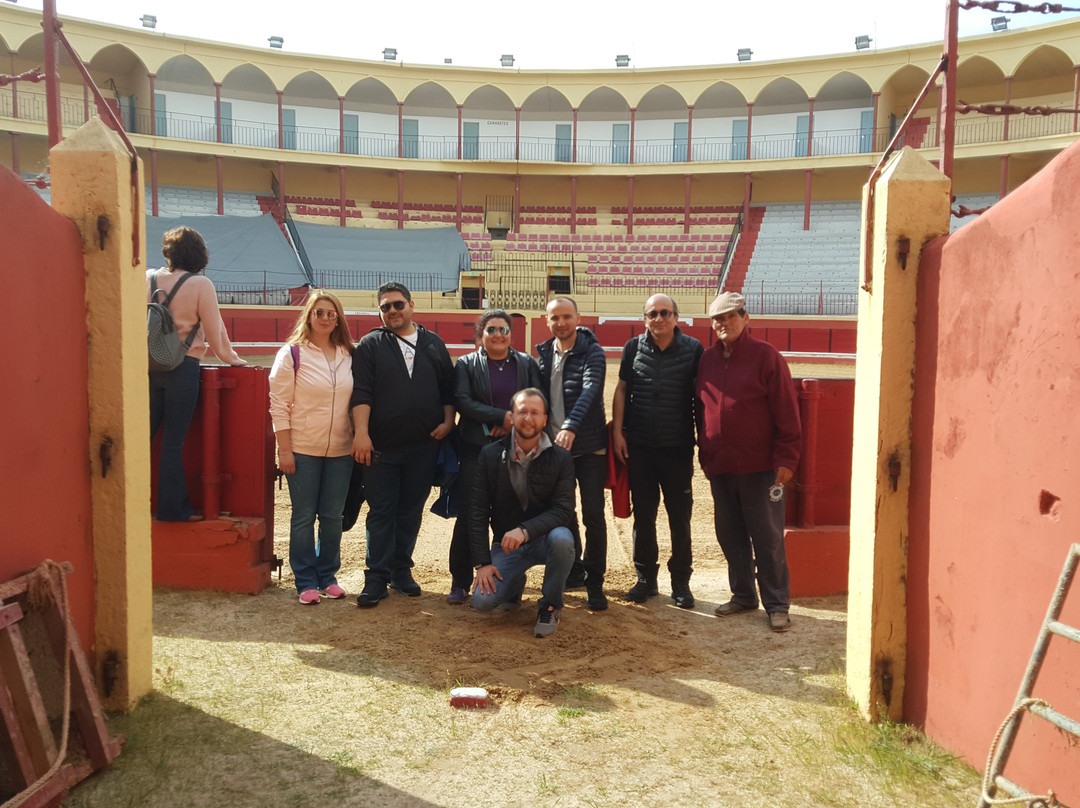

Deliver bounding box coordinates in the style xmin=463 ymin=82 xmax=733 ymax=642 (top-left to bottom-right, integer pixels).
xmin=18 ymin=0 xmax=1080 ymax=69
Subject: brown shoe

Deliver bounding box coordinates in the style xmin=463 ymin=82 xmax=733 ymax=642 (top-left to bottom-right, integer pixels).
xmin=714 ymin=601 xmax=757 ymax=617
xmin=768 ymin=612 xmax=792 ymax=632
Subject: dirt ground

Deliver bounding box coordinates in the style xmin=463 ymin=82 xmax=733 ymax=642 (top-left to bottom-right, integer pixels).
xmin=65 ymin=359 xmax=980 ymax=808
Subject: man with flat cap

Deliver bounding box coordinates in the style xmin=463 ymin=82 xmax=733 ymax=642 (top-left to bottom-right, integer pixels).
xmin=695 ymin=292 xmax=802 ymax=632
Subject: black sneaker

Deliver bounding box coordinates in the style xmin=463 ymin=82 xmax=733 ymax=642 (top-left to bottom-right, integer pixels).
xmin=626 ymin=580 xmax=658 ymax=603
xmin=390 ymin=576 xmax=422 ymax=597
xmin=586 ymin=585 xmax=609 ymax=611
xmin=672 ymin=582 xmax=695 ymax=610
xmin=356 ymin=582 xmax=388 ymax=608
xmin=534 ymin=604 xmax=560 ymax=638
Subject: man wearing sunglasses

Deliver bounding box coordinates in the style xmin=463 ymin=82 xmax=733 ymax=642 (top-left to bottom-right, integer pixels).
xmin=612 ymin=293 xmax=703 ymax=609
xmin=536 ymin=296 xmax=610 ymax=611
xmin=350 ymin=282 xmax=455 ymax=607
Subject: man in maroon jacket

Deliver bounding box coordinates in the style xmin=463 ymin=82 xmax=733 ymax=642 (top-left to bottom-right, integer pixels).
xmin=696 ymin=292 xmax=802 ymax=632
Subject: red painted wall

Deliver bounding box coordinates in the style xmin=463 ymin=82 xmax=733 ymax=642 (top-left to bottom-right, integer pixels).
xmin=0 ymin=168 xmax=95 ymax=650
xmin=908 ymin=140 xmax=1080 ymax=799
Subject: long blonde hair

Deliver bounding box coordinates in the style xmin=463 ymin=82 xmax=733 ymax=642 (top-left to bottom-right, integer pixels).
xmin=285 ymin=290 xmax=354 ymax=353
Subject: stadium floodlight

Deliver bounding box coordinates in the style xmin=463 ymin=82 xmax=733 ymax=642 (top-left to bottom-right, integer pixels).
xmin=383 ymin=48 xmax=398 ymax=60
xmin=737 ymin=48 xmax=753 ymax=62
xmin=268 ymin=36 xmax=283 ymax=49
xmin=501 ymin=54 xmax=515 ymax=67
xmin=855 ymin=35 xmax=872 ymax=50
xmin=991 ymin=16 xmax=1008 ymax=32
xmin=615 ymin=54 xmax=631 ymax=68
xmin=140 ymin=14 xmax=157 ymax=29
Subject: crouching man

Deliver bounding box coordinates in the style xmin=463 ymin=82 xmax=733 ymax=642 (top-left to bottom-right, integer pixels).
xmin=470 ymin=388 xmax=576 ymax=638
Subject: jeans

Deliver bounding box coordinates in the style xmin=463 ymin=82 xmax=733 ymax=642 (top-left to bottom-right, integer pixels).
xmin=627 ymin=442 xmax=694 ymax=584
xmin=149 ymin=356 xmax=201 ymax=521
xmin=363 ymin=442 xmax=439 ymax=586
xmin=286 ymin=453 xmax=354 ymax=593
xmin=709 ymin=469 xmax=790 ymax=613
xmin=471 ymin=527 xmax=575 ymax=612
xmin=571 ymin=452 xmax=608 ymax=584
xmin=448 ymin=448 xmax=480 ymax=591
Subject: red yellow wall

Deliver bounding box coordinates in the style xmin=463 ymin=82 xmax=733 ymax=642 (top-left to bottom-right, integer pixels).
xmin=907 ymin=139 xmax=1080 ymax=799
xmin=0 ymin=168 xmax=95 ymax=650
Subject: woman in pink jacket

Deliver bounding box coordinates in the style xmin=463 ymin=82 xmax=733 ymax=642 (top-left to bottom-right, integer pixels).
xmin=269 ymin=291 xmax=355 ymax=604
xmin=148 ymin=226 xmax=246 ymax=522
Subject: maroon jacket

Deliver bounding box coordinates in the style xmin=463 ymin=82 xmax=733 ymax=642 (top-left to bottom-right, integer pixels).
xmin=695 ymin=331 xmax=801 ymax=476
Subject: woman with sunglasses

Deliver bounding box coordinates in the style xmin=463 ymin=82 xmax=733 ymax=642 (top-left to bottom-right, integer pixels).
xmin=446 ymin=309 xmax=542 ymax=605
xmin=269 ymin=291 xmax=356 ymax=605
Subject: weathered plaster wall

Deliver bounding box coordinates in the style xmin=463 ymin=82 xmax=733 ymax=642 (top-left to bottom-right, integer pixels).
xmin=0 ymin=168 xmax=95 ymax=649
xmin=908 ymin=138 xmax=1080 ymax=801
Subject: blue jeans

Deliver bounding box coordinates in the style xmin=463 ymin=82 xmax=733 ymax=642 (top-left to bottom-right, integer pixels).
xmin=627 ymin=442 xmax=694 ymax=584
xmin=149 ymin=356 xmax=201 ymax=521
xmin=363 ymin=442 xmax=439 ymax=586
xmin=708 ymin=470 xmax=790 ymax=613
xmin=286 ymin=453 xmax=354 ymax=593
xmin=471 ymin=527 xmax=575 ymax=612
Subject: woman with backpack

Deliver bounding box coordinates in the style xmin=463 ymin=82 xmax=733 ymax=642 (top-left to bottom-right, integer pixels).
xmin=269 ymin=291 xmax=356 ymax=605
xmin=148 ymin=226 xmax=246 ymax=522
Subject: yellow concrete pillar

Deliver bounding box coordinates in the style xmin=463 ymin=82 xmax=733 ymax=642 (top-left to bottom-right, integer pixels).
xmin=50 ymin=117 xmax=152 ymax=711
xmin=846 ymin=147 xmax=950 ymax=722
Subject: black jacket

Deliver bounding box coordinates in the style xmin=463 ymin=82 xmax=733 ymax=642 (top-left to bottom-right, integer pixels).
xmin=468 ymin=435 xmax=577 ymax=567
xmin=453 ymin=347 xmax=543 ymax=449
xmin=619 ymin=326 xmax=703 ymax=448
xmin=535 ymin=326 xmax=607 ymax=455
xmin=350 ymin=325 xmax=454 ymax=450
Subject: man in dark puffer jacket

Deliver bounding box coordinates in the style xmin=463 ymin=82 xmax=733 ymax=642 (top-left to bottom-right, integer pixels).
xmin=612 ymin=293 xmax=703 ymax=610
xmin=536 ymin=297 xmax=609 ymax=611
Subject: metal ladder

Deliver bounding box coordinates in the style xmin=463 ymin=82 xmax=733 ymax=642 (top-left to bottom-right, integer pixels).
xmin=978 ymin=542 xmax=1080 ymax=808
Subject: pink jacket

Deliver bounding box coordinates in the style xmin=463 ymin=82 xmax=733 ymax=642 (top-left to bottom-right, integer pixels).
xmin=146 ymin=268 xmax=244 ymax=365
xmin=268 ymin=341 xmax=354 ymax=458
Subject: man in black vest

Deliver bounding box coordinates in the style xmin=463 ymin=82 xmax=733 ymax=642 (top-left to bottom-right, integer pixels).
xmin=350 ymin=282 xmax=455 ymax=607
xmin=612 ymin=293 xmax=703 ymax=609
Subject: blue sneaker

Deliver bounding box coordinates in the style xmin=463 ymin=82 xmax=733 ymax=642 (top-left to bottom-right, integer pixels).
xmin=534 ymin=605 xmax=560 ymax=638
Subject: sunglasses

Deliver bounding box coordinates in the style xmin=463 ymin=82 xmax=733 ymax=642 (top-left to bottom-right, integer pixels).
xmin=485 ymin=325 xmax=512 ymax=336
xmin=645 ymin=309 xmax=674 ymax=320
xmin=379 ymin=300 xmax=408 ymax=313
xmin=312 ymin=309 xmax=338 ymax=320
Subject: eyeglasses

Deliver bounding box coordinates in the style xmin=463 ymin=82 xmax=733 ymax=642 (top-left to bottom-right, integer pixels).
xmin=484 ymin=325 xmax=511 ymax=336
xmin=312 ymin=309 xmax=338 ymax=321
xmin=645 ymin=309 xmax=674 ymax=320
xmin=379 ymin=300 xmax=408 ymax=313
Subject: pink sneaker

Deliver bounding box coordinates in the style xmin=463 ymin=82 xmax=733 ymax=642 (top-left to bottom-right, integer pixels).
xmin=322 ymin=583 xmax=346 ymax=599
xmin=298 ymin=589 xmax=320 ymax=605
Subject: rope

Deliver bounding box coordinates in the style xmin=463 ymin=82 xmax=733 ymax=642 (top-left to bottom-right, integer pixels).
xmin=1 ymin=560 xmax=74 ymax=808
xmin=956 ymin=101 xmax=1077 ymax=117
xmin=959 ymin=0 xmax=1080 ymax=13
xmin=0 ymin=69 xmax=44 ymax=87
xmin=980 ymin=697 xmax=1060 ymax=807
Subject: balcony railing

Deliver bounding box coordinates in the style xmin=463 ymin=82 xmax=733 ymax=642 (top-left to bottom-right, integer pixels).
xmin=3 ymin=87 xmax=1076 ymax=167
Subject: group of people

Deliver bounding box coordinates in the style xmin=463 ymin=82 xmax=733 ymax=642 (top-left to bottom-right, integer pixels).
xmin=148 ymin=227 xmax=802 ymax=640
xmin=267 ymin=283 xmax=802 ymax=638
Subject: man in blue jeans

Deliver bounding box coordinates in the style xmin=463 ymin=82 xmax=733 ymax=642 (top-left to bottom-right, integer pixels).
xmin=350 ymin=282 xmax=455 ymax=607
xmin=470 ymin=388 xmax=576 ymax=637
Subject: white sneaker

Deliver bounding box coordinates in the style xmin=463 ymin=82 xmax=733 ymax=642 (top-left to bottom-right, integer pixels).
xmin=534 ymin=605 xmax=560 ymax=638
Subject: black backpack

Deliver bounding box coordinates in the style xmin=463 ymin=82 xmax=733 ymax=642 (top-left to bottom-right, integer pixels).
xmin=148 ymin=271 xmax=200 ymax=373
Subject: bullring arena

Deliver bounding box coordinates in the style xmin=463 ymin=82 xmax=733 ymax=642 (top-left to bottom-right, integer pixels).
xmin=1 ymin=1 xmax=1079 ymax=805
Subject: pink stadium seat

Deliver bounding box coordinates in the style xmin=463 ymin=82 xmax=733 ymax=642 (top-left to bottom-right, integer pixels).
xmin=571 ymin=234 xmax=581 ymax=242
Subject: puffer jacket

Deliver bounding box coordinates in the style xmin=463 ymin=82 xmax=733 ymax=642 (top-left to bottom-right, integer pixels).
xmin=535 ymin=326 xmax=607 ymax=455
xmin=468 ymin=434 xmax=577 ymax=566
xmin=269 ymin=341 xmax=354 ymax=457
xmin=619 ymin=326 xmax=703 ymax=448
xmin=454 ymin=347 xmax=543 ymax=449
